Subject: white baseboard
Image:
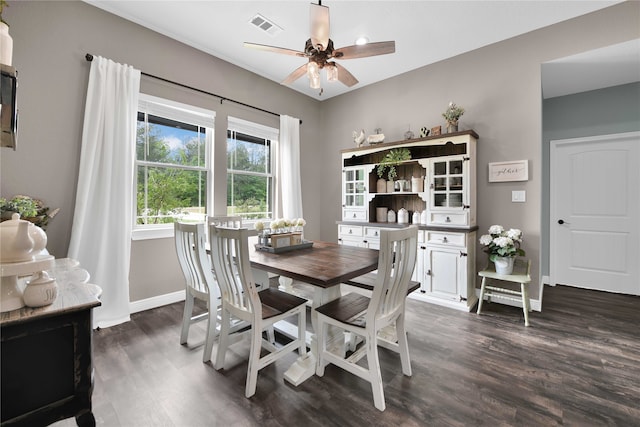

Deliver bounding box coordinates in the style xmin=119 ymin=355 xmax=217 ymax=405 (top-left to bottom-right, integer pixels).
xmin=130 ymin=290 xmax=185 ymax=314
xmin=542 ymin=275 xmax=554 ymax=286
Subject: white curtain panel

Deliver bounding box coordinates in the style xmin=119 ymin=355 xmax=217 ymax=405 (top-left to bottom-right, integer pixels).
xmin=68 ymin=56 xmax=140 ymax=328
xmin=278 ymin=115 xmax=304 ymax=219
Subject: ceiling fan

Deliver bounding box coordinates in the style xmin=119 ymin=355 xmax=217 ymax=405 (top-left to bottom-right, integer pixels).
xmin=244 ymin=1 xmax=396 ymax=92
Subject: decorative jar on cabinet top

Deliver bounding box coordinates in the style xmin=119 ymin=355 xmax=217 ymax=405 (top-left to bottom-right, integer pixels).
xmin=23 ymin=271 xmax=58 ymax=307
xmin=387 ymin=209 xmax=396 ymax=223
xmin=398 ymin=208 xmax=409 ymax=224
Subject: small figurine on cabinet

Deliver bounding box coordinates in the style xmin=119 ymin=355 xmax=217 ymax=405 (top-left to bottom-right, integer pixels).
xmin=420 ymin=127 xmax=430 ymax=138
xmin=431 ymin=125 xmax=442 ymax=136
xmin=352 ymin=129 xmax=365 ymax=147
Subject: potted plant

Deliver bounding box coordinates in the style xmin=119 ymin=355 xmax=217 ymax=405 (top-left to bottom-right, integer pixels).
xmin=0 ymin=195 xmax=59 ymax=230
xmin=479 ymin=225 xmax=525 ymax=275
xmin=377 ymin=148 xmax=411 ymax=192
xmin=442 ymin=101 xmax=465 ymax=133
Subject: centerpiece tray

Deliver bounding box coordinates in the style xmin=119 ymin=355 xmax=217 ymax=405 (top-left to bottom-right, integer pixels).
xmin=255 ymin=240 xmax=313 ymax=254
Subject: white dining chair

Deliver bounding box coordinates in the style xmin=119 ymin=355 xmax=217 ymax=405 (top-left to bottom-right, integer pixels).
xmin=174 ymin=221 xmax=219 ymax=363
xmin=207 ymin=215 xmax=276 ymax=346
xmin=315 ymin=226 xmax=418 ymax=411
xmin=209 ymin=225 xmax=308 ymax=398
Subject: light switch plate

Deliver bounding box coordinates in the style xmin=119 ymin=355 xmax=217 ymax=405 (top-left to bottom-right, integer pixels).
xmin=512 ymin=190 xmax=526 ymax=203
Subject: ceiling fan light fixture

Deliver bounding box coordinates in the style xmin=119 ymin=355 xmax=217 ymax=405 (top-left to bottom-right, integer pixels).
xmin=307 ymin=61 xmax=320 ymax=79
xmin=355 ymin=36 xmax=369 ymax=46
xmin=326 ymin=64 xmax=338 ymax=82
xmin=310 ymin=74 xmax=321 ymax=89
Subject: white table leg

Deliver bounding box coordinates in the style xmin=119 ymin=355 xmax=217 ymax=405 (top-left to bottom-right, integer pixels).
xmin=283 ymin=284 xmax=342 ymax=386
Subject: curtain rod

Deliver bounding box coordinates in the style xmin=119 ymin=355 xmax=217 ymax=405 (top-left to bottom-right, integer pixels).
xmin=85 ymin=53 xmax=301 ymax=125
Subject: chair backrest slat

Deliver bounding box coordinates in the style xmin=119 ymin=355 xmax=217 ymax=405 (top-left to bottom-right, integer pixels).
xmin=174 ymin=222 xmax=218 ymax=299
xmin=208 ymin=225 xmax=260 ymax=320
xmin=368 ymin=227 xmax=418 ymax=323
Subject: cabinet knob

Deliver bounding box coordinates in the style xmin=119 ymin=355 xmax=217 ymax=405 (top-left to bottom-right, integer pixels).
xmin=463 ymin=205 xmax=470 ymax=210
xmin=353 ymin=213 xmax=357 ymax=218
xmin=426 ymin=269 xmax=432 ymax=276
xmin=443 ymin=236 xmax=448 ymax=243
xmin=375 ymin=231 xmax=378 ymax=236
xmin=349 ymin=229 xmax=353 ymax=234
xmin=460 ymin=251 xmax=467 ymax=257
xmin=445 ymin=216 xmax=451 ymax=223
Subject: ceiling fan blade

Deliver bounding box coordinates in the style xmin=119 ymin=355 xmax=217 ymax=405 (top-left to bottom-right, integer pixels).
xmin=334 ymin=63 xmax=359 ymax=87
xmin=243 ymin=42 xmax=305 ymax=57
xmin=334 ymin=41 xmax=396 ymax=60
xmin=282 ymin=63 xmax=309 ymax=86
xmin=310 ymin=3 xmax=330 ymax=51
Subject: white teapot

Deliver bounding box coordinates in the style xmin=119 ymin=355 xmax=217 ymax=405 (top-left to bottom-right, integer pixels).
xmin=1 ymin=213 xmax=35 ymax=263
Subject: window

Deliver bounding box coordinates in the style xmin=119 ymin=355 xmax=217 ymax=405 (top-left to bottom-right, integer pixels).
xmin=227 ymin=118 xmax=277 ymax=221
xmin=135 ymin=95 xmax=215 ymax=237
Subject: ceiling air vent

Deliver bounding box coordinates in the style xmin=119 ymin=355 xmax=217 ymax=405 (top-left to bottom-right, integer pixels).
xmin=249 ymin=13 xmax=283 ymax=37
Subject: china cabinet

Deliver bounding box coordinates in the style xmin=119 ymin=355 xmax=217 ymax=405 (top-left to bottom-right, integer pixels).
xmin=338 ymin=130 xmax=479 ymax=311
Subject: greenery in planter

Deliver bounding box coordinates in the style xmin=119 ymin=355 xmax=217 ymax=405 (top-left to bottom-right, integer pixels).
xmin=0 ymin=195 xmax=59 ymax=230
xmin=376 ymin=148 xmax=411 ymax=181
xmin=0 ymin=1 xmax=8 ymax=25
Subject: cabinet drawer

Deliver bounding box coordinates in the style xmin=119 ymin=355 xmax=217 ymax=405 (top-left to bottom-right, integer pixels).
xmin=426 ymin=231 xmax=466 ymax=247
xmin=338 ymin=237 xmax=362 ymax=247
xmin=339 ymin=225 xmax=363 ymax=237
xmin=364 ymin=227 xmax=381 ymax=239
xmin=428 ymin=212 xmax=468 ymax=227
xmin=343 ymin=209 xmax=367 ymax=222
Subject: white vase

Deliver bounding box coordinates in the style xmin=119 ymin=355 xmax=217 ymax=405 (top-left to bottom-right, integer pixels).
xmin=376 ymin=207 xmax=388 ymax=223
xmin=494 ymin=256 xmax=515 ymax=275
xmin=0 ymin=22 xmax=13 ymax=66
xmin=376 ymin=178 xmax=387 ymax=193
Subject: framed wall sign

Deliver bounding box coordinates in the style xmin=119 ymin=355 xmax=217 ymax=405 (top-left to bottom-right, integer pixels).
xmin=488 ymin=160 xmax=529 ymax=182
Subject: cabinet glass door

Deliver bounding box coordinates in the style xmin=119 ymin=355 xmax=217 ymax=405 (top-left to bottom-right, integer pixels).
xmin=344 ymin=168 xmax=366 ymax=207
xmin=431 ymin=158 xmax=465 ymax=208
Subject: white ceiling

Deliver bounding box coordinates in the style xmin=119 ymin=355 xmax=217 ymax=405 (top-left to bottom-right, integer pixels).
xmin=86 ymin=0 xmax=632 ymax=101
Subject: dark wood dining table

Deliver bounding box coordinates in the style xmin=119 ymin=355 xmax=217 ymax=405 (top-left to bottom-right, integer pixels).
xmin=249 ymin=239 xmax=379 ymax=386
xmin=249 ymin=240 xmax=379 ymax=288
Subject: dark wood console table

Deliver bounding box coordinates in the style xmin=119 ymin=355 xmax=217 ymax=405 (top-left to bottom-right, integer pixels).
xmin=1 ymin=282 xmax=101 ymax=426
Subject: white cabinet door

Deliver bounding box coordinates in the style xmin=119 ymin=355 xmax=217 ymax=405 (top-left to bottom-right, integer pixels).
xmin=423 ymin=246 xmax=466 ymax=301
xmin=426 ymin=155 xmax=470 ymax=227
xmin=342 ymin=166 xmax=368 ymax=221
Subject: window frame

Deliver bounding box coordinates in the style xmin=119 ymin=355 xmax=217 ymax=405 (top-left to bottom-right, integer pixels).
xmin=227 ymin=117 xmax=278 ymax=224
xmin=132 ymin=94 xmax=215 ymax=240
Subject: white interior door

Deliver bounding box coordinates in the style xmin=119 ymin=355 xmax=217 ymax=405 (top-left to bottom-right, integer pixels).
xmin=550 ymin=132 xmax=640 ymax=295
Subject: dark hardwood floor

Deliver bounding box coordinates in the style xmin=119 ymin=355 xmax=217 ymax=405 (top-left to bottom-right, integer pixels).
xmin=52 ymin=283 xmax=640 ymax=426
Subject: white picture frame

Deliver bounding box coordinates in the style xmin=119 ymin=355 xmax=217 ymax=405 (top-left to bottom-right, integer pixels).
xmin=488 ymin=160 xmax=529 ymax=182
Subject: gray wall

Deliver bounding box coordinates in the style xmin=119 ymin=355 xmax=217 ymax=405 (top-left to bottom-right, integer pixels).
xmin=2 ymin=1 xmax=639 ymax=304
xmin=541 ymin=82 xmax=640 ymax=276
xmin=1 ymin=1 xmax=322 ymax=301
xmin=318 ymin=2 xmax=639 ymax=301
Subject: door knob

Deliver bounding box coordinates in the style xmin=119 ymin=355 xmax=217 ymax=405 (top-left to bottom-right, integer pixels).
xmin=558 ymin=219 xmax=567 ymax=225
